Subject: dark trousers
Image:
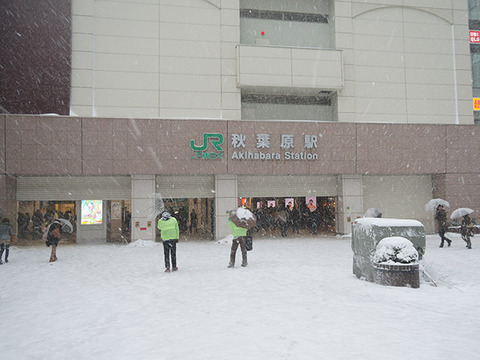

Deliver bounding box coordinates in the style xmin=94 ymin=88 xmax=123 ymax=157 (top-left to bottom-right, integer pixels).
xmin=230 ymin=237 xmax=247 ymax=266
xmin=0 ymin=243 xmax=10 ymax=262
xmin=461 ymin=229 xmax=472 ymax=248
xmin=439 ymin=229 xmax=452 ymax=247
xmin=163 ymin=240 xmax=177 ymax=269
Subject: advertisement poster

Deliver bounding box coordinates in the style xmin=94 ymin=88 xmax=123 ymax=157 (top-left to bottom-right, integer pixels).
xmin=267 ymin=200 xmax=276 ymax=208
xmin=81 ymin=200 xmax=103 ymax=225
xmin=111 ymin=201 xmax=122 ymax=220
xmin=285 ymin=198 xmax=294 ymax=209
xmin=474 ymin=98 xmax=480 ymax=111
xmin=306 ymin=197 xmax=317 ymax=212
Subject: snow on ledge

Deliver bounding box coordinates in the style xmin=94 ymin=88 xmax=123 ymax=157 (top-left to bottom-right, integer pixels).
xmin=355 ymin=218 xmax=424 ymax=228
xmin=127 ymin=240 xmax=158 ymax=247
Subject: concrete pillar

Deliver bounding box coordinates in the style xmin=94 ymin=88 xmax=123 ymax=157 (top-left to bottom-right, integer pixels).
xmin=337 ymin=174 xmax=364 ymax=235
xmin=0 ymin=175 xmax=16 ymax=227
xmin=215 ymin=174 xmax=237 ymax=240
xmin=131 ymin=175 xmax=156 ymax=241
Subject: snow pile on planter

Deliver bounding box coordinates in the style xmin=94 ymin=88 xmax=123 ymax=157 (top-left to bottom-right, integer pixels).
xmin=352 ymin=218 xmax=425 ymax=282
xmin=374 ymin=237 xmax=419 ymax=265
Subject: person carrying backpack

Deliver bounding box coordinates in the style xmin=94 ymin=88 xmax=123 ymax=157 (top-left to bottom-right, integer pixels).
xmin=44 ymin=220 xmax=63 ymax=262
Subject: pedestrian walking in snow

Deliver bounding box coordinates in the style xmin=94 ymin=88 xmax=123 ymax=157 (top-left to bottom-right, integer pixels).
xmin=45 ymin=220 xmax=63 ymax=262
xmin=228 ymin=219 xmax=248 ymax=268
xmin=189 ymin=208 xmax=198 ymax=234
xmin=0 ymin=218 xmax=16 ymax=264
xmin=157 ymin=211 xmax=179 ymax=272
xmin=276 ymin=207 xmax=289 ymax=237
xmin=435 ymin=204 xmax=452 ymax=247
xmin=461 ymin=214 xmax=473 ymax=249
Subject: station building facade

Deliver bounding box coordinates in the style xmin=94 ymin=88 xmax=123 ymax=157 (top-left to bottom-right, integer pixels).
xmin=1 ymin=0 xmax=479 ymax=242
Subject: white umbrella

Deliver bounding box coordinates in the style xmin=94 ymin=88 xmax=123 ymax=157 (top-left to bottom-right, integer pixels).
xmin=229 ymin=207 xmax=256 ymax=229
xmin=364 ymin=208 xmax=382 ymax=218
xmin=450 ymin=208 xmax=474 ymax=220
xmin=55 ymin=218 xmax=73 ymax=233
xmin=145 ymin=192 xmax=165 ymax=220
xmin=425 ymin=199 xmax=450 ymax=213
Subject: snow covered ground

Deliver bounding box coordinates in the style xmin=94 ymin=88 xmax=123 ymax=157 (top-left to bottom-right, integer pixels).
xmin=1 ymin=233 xmax=479 ymax=360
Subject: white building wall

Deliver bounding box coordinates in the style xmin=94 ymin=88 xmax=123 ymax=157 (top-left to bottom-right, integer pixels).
xmin=336 ymin=1 xmax=473 ymax=125
xmin=71 ymin=0 xmax=472 ymax=125
xmin=362 ymin=175 xmax=434 ymax=233
xmin=337 ymin=174 xmax=363 ymax=235
xmin=71 ymin=0 xmax=238 ymax=119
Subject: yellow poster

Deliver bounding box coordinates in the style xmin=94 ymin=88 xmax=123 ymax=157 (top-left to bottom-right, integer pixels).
xmin=474 ymin=98 xmax=480 ymax=111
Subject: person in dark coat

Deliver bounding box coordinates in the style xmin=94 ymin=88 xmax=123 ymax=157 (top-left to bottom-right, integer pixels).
xmin=32 ymin=210 xmax=44 ymax=238
xmin=288 ymin=205 xmax=299 ymax=234
xmin=17 ymin=212 xmax=27 ymax=237
xmin=189 ymin=208 xmax=198 ymax=234
xmin=276 ymin=207 xmax=289 ymax=237
xmin=46 ymin=220 xmax=63 ymax=262
xmin=435 ymin=205 xmax=452 ymax=248
xmin=461 ymin=214 xmax=473 ymax=249
xmin=0 ymin=218 xmax=16 ymax=264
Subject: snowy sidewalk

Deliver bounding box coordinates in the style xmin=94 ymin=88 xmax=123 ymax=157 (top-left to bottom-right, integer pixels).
xmin=1 ymin=234 xmax=478 ymax=360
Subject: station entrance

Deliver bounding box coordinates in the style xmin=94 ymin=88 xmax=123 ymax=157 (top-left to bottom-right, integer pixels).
xmin=16 ymin=200 xmax=132 ymax=244
xmin=237 ymin=175 xmax=338 ymax=237
xmin=240 ymin=196 xmax=336 ymax=238
xmin=154 ymin=197 xmax=215 ymax=241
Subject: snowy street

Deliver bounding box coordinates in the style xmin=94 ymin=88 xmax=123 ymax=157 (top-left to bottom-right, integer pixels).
xmin=1 ymin=233 xmax=479 ymax=360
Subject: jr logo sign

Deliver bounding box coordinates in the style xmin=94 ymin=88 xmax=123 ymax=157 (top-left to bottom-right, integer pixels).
xmin=190 ymin=133 xmax=224 ymax=159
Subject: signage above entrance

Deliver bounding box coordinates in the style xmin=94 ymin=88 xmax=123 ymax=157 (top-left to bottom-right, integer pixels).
xmin=190 ymin=133 xmax=224 ymax=160
xmin=190 ymin=132 xmax=319 ymax=161
xmin=230 ymin=132 xmax=319 ymax=161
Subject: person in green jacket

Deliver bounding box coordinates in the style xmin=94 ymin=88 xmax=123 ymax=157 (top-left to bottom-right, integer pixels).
xmin=157 ymin=211 xmax=179 ymax=272
xmin=228 ymin=219 xmax=248 ymax=268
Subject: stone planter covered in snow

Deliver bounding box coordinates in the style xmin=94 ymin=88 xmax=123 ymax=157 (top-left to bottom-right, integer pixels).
xmin=373 ymin=237 xmax=420 ymax=288
xmin=351 ymin=218 xmax=425 ymax=282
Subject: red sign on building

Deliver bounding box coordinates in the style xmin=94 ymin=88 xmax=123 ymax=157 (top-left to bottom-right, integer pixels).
xmin=470 ymin=30 xmax=480 ymax=43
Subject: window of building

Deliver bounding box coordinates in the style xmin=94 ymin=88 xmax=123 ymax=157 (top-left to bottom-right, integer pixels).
xmin=240 ymin=0 xmax=332 ymax=48
xmin=241 ymin=92 xmax=336 ymax=121
xmin=469 ymin=0 xmax=480 ymax=21
xmin=471 ymin=47 xmax=480 ymax=90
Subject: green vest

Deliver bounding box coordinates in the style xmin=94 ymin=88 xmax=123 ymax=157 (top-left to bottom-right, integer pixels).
xmin=157 ymin=217 xmax=179 ymax=240
xmin=229 ymin=220 xmax=248 ymax=237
